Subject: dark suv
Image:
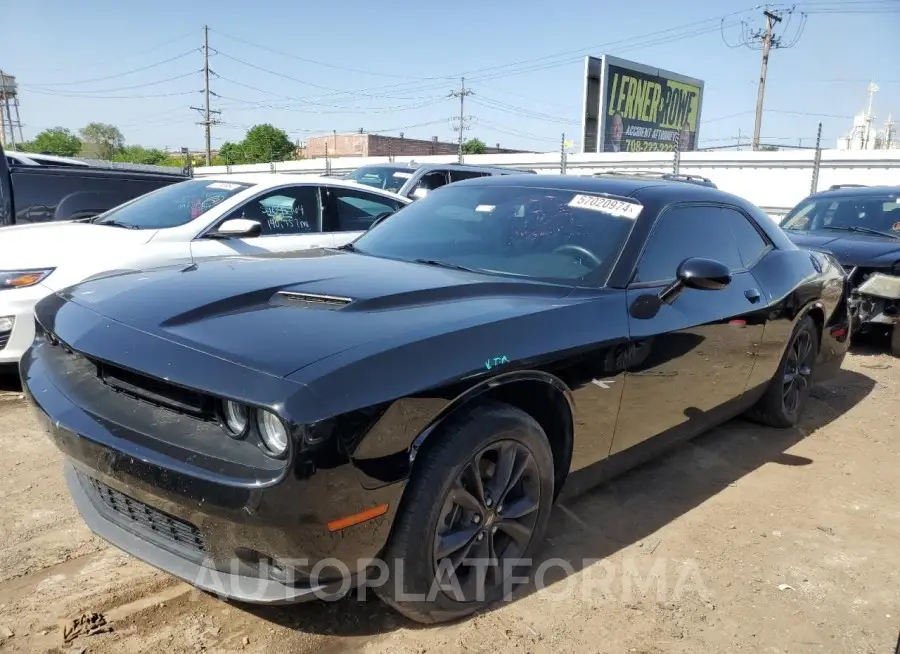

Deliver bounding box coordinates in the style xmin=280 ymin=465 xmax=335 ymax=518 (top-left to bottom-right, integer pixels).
xmin=780 ymin=184 xmax=900 ymax=354
xmin=345 ymin=162 xmax=536 ymax=201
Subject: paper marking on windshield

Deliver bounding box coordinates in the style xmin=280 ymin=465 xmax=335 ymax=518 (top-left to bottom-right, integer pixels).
xmin=475 ymin=204 xmax=496 ymax=212
xmin=392 ymin=172 xmax=414 ymax=179
xmin=568 ymin=194 xmax=642 ymax=219
xmin=207 ymin=182 xmax=243 ymax=191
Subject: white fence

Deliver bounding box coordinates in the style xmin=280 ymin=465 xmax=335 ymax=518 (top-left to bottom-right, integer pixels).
xmin=193 ymin=149 xmax=900 ymax=216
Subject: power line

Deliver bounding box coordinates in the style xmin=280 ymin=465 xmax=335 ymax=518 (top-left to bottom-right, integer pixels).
xmin=209 ymin=29 xmax=432 ymax=80
xmin=27 ymin=49 xmax=200 ymax=87
xmin=21 ymin=71 xmax=198 ymax=95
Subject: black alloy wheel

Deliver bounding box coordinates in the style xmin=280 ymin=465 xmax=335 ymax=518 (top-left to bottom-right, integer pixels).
xmin=433 ymin=440 xmax=541 ymax=601
xmin=782 ymin=327 xmax=815 ymax=416
xmin=747 ymin=314 xmax=819 ymax=428
xmin=375 ymin=401 xmax=554 ymax=624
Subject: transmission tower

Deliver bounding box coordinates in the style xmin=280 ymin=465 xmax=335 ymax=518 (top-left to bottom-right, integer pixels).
xmin=449 ymin=77 xmax=474 ymax=163
xmin=723 ymin=7 xmax=807 ymax=150
xmin=190 ymin=25 xmax=221 ymax=165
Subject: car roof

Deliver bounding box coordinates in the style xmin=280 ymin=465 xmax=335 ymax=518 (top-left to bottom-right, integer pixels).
xmin=7 ymin=151 xmax=91 ymax=166
xmin=199 ymin=172 xmax=411 ymax=200
xmin=447 ymin=172 xmax=725 ymax=199
xmin=810 ymin=185 xmax=900 ymax=200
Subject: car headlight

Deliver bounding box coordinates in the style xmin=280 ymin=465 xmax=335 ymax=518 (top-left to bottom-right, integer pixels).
xmin=256 ymin=410 xmax=289 ymax=457
xmin=221 ymin=400 xmax=250 ymax=437
xmin=0 ymin=269 xmax=54 ymax=290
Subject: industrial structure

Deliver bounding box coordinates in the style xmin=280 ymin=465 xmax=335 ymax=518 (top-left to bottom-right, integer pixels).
xmin=301 ymin=132 xmax=525 ymax=159
xmin=0 ymin=71 xmax=24 ymax=149
xmin=837 ymin=82 xmax=897 ymax=151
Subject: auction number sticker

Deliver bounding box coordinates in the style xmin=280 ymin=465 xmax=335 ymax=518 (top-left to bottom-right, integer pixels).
xmin=568 ymin=194 xmax=643 ymax=219
xmin=392 ymin=171 xmax=414 ymax=179
xmin=207 ymin=182 xmax=243 ymax=191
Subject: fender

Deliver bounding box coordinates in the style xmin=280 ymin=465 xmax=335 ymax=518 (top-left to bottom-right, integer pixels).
xmin=409 ymin=368 xmax=575 ymax=464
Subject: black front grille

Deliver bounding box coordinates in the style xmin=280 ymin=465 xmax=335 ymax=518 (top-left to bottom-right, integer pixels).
xmin=88 ymin=477 xmax=206 ymax=553
xmin=0 ymin=331 xmax=9 ymax=351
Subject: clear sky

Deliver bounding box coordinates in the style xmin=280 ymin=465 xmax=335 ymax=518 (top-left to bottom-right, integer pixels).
xmin=5 ymin=0 xmax=899 ymax=153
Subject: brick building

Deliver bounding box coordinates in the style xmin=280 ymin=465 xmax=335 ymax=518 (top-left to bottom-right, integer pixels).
xmin=301 ymin=132 xmax=526 ymax=158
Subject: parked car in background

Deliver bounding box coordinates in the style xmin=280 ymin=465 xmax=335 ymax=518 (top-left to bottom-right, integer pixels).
xmin=780 ymin=184 xmax=900 ymax=355
xmin=23 ymin=173 xmax=849 ymax=624
xmin=0 ymin=142 xmax=187 ymax=227
xmin=345 ymin=161 xmax=536 ymax=201
xmin=0 ymin=172 xmax=409 ymax=366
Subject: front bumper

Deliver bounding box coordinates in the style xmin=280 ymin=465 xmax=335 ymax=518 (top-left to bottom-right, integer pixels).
xmin=0 ymin=284 xmax=50 ymax=364
xmin=23 ymin=336 xmax=406 ymax=605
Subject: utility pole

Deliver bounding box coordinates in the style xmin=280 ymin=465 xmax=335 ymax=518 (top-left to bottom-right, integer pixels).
xmin=449 ymin=77 xmax=474 ymax=163
xmin=810 ymin=122 xmax=823 ymax=195
xmin=190 ymin=25 xmax=221 ymax=165
xmin=751 ymin=9 xmax=783 ymax=150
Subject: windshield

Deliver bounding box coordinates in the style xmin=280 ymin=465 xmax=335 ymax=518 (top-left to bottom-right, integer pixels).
xmin=92 ymin=179 xmax=254 ymax=230
xmin=351 ymin=184 xmax=641 ymax=282
xmin=347 ymin=166 xmax=415 ymax=193
xmin=781 ymin=194 xmax=900 ymax=235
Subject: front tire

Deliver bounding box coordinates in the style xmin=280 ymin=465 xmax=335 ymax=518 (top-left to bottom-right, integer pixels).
xmin=890 ymin=325 xmax=900 ymax=358
xmin=375 ymin=401 xmax=554 ymax=624
xmin=747 ymin=314 xmax=819 ymax=428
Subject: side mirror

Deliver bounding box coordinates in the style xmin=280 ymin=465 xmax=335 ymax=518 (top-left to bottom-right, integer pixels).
xmin=368 ymin=211 xmax=394 ymax=230
xmin=658 ymin=257 xmax=731 ymax=304
xmin=207 ymin=218 xmax=262 ymax=239
xmin=411 ymin=187 xmax=428 ymax=200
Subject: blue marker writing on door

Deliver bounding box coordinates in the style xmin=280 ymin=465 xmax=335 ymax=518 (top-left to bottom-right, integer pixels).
xmin=485 ymin=355 xmax=510 ymax=370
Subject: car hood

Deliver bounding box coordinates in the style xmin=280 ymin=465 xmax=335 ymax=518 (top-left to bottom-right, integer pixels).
xmin=57 ymin=250 xmax=574 ymax=377
xmin=0 ymin=222 xmax=155 ymax=270
xmin=786 ymin=230 xmax=900 ymax=267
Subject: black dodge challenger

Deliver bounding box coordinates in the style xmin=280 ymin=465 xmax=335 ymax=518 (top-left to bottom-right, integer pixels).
xmin=22 ymin=173 xmax=851 ymax=624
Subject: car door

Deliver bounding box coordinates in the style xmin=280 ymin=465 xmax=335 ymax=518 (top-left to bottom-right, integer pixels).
xmin=321 ymin=185 xmax=406 ymax=245
xmin=190 ymin=184 xmax=334 ymax=261
xmin=610 ymin=203 xmax=772 ymax=455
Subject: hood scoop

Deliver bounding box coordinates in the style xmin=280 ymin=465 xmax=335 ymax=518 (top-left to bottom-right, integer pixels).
xmin=275 ymin=290 xmax=354 ymax=309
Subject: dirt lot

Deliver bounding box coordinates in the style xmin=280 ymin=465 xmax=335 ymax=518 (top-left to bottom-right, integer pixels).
xmin=1 ymin=345 xmax=898 ymax=654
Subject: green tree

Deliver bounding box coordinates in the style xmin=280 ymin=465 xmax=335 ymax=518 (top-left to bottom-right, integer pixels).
xmin=28 ymin=127 xmax=82 ymax=156
xmin=462 ymin=138 xmax=487 ymax=154
xmin=239 ymin=124 xmax=294 ymax=163
xmin=78 ymin=122 xmax=125 ymax=160
xmin=217 ymin=141 xmax=246 ymax=165
xmin=113 ymin=145 xmax=169 ymax=165
xmin=759 ymin=144 xmax=780 ymax=151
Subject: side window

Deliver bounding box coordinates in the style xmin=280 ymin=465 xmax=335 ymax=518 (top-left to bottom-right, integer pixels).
xmin=448 ymin=170 xmax=489 ymax=183
xmin=225 ymin=186 xmax=320 ymax=236
xmin=722 ymin=207 xmax=769 ymax=267
xmin=633 ymin=205 xmax=743 ymax=284
xmin=328 ymin=187 xmax=401 ymax=232
xmin=414 ymin=171 xmax=448 ymax=193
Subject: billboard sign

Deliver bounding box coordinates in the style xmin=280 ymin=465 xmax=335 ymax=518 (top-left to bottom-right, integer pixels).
xmin=580 ymin=55 xmax=704 ymax=154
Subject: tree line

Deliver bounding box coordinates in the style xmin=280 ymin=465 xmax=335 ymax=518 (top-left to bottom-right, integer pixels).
xmin=18 ymin=122 xmax=491 ymax=167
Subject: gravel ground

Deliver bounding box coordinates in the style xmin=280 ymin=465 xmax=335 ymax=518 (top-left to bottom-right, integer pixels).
xmin=0 ymin=346 xmax=898 ymax=654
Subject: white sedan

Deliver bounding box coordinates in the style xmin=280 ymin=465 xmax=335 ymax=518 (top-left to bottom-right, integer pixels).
xmin=0 ymin=173 xmax=410 ymax=365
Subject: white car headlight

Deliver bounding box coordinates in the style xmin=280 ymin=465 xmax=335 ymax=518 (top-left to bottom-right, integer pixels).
xmin=256 ymin=410 xmax=289 ymax=457
xmin=0 ymin=269 xmax=54 ymax=290
xmin=0 ymin=316 xmax=13 ymax=333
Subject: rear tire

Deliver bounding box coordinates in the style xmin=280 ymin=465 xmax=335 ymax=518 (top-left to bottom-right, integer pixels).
xmin=375 ymin=401 xmax=554 ymax=624
xmin=747 ymin=314 xmax=819 ymax=428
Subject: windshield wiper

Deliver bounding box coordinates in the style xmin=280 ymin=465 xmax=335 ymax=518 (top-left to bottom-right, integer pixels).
xmin=823 ymin=225 xmax=900 ymax=240
xmin=334 ymin=242 xmax=359 ymax=252
xmin=94 ymin=220 xmax=139 ymax=230
xmin=413 ymin=258 xmax=481 ymax=273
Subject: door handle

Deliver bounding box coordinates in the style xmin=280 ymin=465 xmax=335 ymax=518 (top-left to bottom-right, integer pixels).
xmin=745 ymin=288 xmax=762 ymax=304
